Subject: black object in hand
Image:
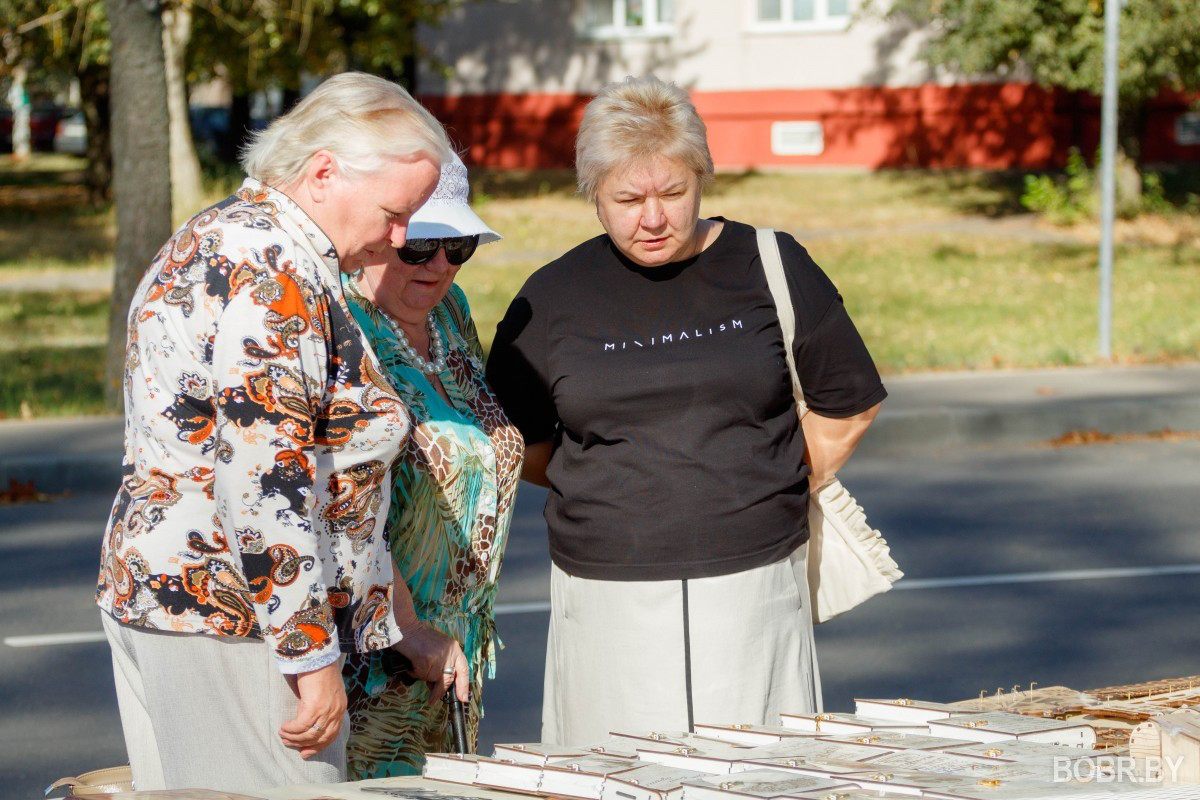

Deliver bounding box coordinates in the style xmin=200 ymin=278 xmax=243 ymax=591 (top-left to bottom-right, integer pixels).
xmin=446 ymin=689 xmax=469 ymax=754
xmin=380 ymin=647 xmax=470 ymax=754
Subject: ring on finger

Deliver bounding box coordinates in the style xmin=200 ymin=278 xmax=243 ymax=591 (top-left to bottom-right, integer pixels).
xmin=442 ymin=667 xmax=454 ymax=676
xmin=310 ymin=722 xmax=325 ymax=733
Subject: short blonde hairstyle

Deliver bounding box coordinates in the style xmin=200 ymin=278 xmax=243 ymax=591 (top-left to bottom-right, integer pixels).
xmin=575 ymin=76 xmax=714 ymax=202
xmin=240 ymin=72 xmax=452 ymax=187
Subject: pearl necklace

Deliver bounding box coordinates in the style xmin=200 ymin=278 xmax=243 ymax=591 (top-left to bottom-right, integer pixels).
xmin=347 ymin=276 xmax=447 ymax=375
xmin=381 ymin=309 xmax=447 ymax=375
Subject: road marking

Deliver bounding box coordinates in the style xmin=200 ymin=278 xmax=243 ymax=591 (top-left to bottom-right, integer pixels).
xmin=4 ymin=631 xmax=106 ymax=648
xmin=495 ymin=601 xmax=553 ymax=615
xmin=9 ymin=564 xmax=1200 ymax=648
xmin=894 ymin=563 xmax=1200 ymax=590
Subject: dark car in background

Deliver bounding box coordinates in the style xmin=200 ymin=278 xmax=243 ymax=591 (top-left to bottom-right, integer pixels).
xmin=189 ymin=105 xmax=270 ymax=161
xmin=11 ymin=104 xmax=269 ymax=161
xmin=0 ymin=105 xmax=70 ymax=152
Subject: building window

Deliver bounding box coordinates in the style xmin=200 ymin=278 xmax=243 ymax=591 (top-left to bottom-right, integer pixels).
xmin=753 ymin=0 xmax=851 ymax=31
xmin=583 ymin=0 xmax=675 ymax=38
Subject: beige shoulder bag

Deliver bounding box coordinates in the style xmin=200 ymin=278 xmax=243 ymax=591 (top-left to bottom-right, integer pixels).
xmin=45 ymin=765 xmax=133 ymax=796
xmin=756 ymin=228 xmax=903 ymax=623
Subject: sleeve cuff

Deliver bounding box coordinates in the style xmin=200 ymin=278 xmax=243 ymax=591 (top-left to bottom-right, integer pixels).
xmin=808 ymin=384 xmax=889 ymax=419
xmin=385 ymin=622 xmax=405 ymax=649
xmin=274 ymin=644 xmax=342 ymax=675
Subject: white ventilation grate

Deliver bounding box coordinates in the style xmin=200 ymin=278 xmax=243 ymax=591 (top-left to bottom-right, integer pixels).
xmin=771 ymin=121 xmax=825 ymax=156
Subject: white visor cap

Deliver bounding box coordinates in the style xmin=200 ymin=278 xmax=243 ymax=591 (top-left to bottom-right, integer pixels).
xmin=407 ymin=152 xmax=501 ymax=245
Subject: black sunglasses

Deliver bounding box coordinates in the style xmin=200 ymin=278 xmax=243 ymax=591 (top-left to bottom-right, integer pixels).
xmin=397 ymin=235 xmax=480 ymax=266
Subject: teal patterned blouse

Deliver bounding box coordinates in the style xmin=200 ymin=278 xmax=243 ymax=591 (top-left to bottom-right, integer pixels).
xmin=340 ymin=278 xmax=525 ymax=779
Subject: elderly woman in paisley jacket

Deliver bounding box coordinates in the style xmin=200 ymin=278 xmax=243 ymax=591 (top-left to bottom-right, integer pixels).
xmin=96 ymin=74 xmax=466 ymax=794
xmin=340 ymin=152 xmax=525 ymax=778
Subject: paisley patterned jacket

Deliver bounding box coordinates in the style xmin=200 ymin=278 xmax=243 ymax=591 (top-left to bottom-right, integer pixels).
xmin=97 ymin=179 xmax=411 ymax=674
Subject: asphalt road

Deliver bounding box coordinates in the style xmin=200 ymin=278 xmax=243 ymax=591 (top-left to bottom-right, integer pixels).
xmin=4 ymin=437 xmax=1199 ymax=798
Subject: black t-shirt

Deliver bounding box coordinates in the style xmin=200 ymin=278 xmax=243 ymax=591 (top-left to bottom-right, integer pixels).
xmin=485 ymin=218 xmax=886 ymax=581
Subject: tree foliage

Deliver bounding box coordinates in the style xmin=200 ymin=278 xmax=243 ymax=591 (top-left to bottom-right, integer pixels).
xmin=883 ymin=0 xmax=1200 ymax=105
xmin=0 ymin=0 xmax=109 ymax=80
xmin=1 ymin=1 xmax=112 ymax=202
xmin=188 ymin=0 xmax=468 ymax=94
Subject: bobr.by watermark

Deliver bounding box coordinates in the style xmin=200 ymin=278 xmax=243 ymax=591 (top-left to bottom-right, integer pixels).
xmin=1053 ymin=755 xmax=1183 ymax=784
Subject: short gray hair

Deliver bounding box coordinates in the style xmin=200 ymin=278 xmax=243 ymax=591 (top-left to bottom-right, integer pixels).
xmin=240 ymin=72 xmax=452 ymax=187
xmin=575 ymin=76 xmax=714 ymax=202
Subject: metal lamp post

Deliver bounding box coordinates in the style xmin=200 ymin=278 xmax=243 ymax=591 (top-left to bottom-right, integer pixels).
xmin=1098 ymin=0 xmax=1121 ymax=360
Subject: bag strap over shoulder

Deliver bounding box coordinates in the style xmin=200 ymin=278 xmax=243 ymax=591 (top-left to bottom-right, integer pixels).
xmin=756 ymin=228 xmax=809 ymax=418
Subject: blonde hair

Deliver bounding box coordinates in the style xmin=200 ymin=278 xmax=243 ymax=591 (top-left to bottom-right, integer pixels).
xmin=240 ymin=72 xmax=451 ymax=186
xmin=575 ymin=76 xmax=714 ymax=202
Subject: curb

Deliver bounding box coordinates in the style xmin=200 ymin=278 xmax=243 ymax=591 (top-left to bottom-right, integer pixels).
xmin=858 ymin=395 xmax=1200 ymax=455
xmin=3 ymin=392 xmax=1199 ymax=494
xmin=1 ymin=453 xmax=122 ymax=496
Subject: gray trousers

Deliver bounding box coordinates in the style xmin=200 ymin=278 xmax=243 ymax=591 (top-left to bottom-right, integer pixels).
xmin=542 ymin=543 xmax=822 ymax=746
xmin=101 ymin=612 xmax=347 ymax=793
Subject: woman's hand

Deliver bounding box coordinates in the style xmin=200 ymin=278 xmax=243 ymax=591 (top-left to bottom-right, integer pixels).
xmin=279 ymin=660 xmax=348 ymax=759
xmin=394 ymin=622 xmax=470 ymax=704
xmin=390 ymin=563 xmax=468 ymax=703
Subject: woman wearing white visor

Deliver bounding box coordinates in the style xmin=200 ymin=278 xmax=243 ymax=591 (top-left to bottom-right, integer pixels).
xmin=340 ymin=152 xmax=525 ymax=777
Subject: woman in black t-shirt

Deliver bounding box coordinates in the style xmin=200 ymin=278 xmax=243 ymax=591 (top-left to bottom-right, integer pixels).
xmin=486 ymin=76 xmax=887 ymax=745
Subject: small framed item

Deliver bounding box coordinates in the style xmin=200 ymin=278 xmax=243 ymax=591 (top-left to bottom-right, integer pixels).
xmin=585 ymin=740 xmax=645 ymax=760
xmin=493 ymin=743 xmax=596 ymax=765
xmin=635 ymin=740 xmax=752 ymax=775
xmin=538 ymin=755 xmax=644 ymax=800
xmin=422 ymin=752 xmax=489 ymax=785
xmin=837 ymin=767 xmax=1028 ymax=797
xmin=740 ymin=737 xmax=891 ymax=765
xmin=680 ymin=769 xmax=852 ymax=800
xmin=692 ymin=723 xmax=820 ymax=746
xmin=779 ymin=712 xmax=924 ymax=736
xmin=852 ymin=698 xmax=979 ymax=724
xmin=863 ymin=750 xmax=1053 ymax=783
xmin=814 ymin=731 xmax=974 ymax=754
xmin=939 ymin=739 xmax=1111 ymax=764
xmin=473 ymin=756 xmax=546 ymax=794
xmin=608 ymin=732 xmax=698 ymax=748
xmin=927 ymin=713 xmax=1097 ymax=748
xmin=600 ymin=764 xmax=708 ymax=800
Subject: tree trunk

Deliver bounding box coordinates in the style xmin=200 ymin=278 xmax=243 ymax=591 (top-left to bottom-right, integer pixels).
xmin=162 ymin=1 xmax=205 ymax=219
xmin=222 ymin=91 xmax=251 ymax=165
xmin=401 ymin=51 xmax=417 ymax=94
xmin=103 ymin=0 xmax=172 ymax=412
xmin=281 ymin=86 xmax=301 ymax=114
xmin=78 ymin=63 xmax=113 ymax=207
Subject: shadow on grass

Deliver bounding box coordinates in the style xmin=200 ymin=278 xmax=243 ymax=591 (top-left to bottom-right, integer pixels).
xmin=0 ymin=345 xmax=107 ymax=418
xmin=0 ymin=291 xmax=110 ymax=344
xmin=471 ymin=169 xmax=579 ymax=201
xmin=877 ymin=168 xmax=1031 ymax=218
xmin=704 ymin=170 xmax=762 ymax=197
xmin=0 ymin=164 xmax=113 ymax=268
xmin=1151 ymin=163 xmax=1200 ymax=206
xmin=472 ymin=167 xmax=763 ymax=202
xmin=0 ymin=167 xmax=88 ymax=189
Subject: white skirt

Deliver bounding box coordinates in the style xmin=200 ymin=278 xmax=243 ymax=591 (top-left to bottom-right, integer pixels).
xmin=541 ymin=543 xmax=821 ymax=745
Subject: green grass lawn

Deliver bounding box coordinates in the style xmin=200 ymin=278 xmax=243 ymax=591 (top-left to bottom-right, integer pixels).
xmin=1 ymin=155 xmax=1197 ymax=418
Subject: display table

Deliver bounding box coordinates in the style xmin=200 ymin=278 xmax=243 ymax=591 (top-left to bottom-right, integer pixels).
xmin=58 ymin=677 xmax=1200 ymax=800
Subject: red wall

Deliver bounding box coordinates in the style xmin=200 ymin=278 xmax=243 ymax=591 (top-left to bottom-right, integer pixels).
xmin=420 ymin=83 xmax=1200 ymax=170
